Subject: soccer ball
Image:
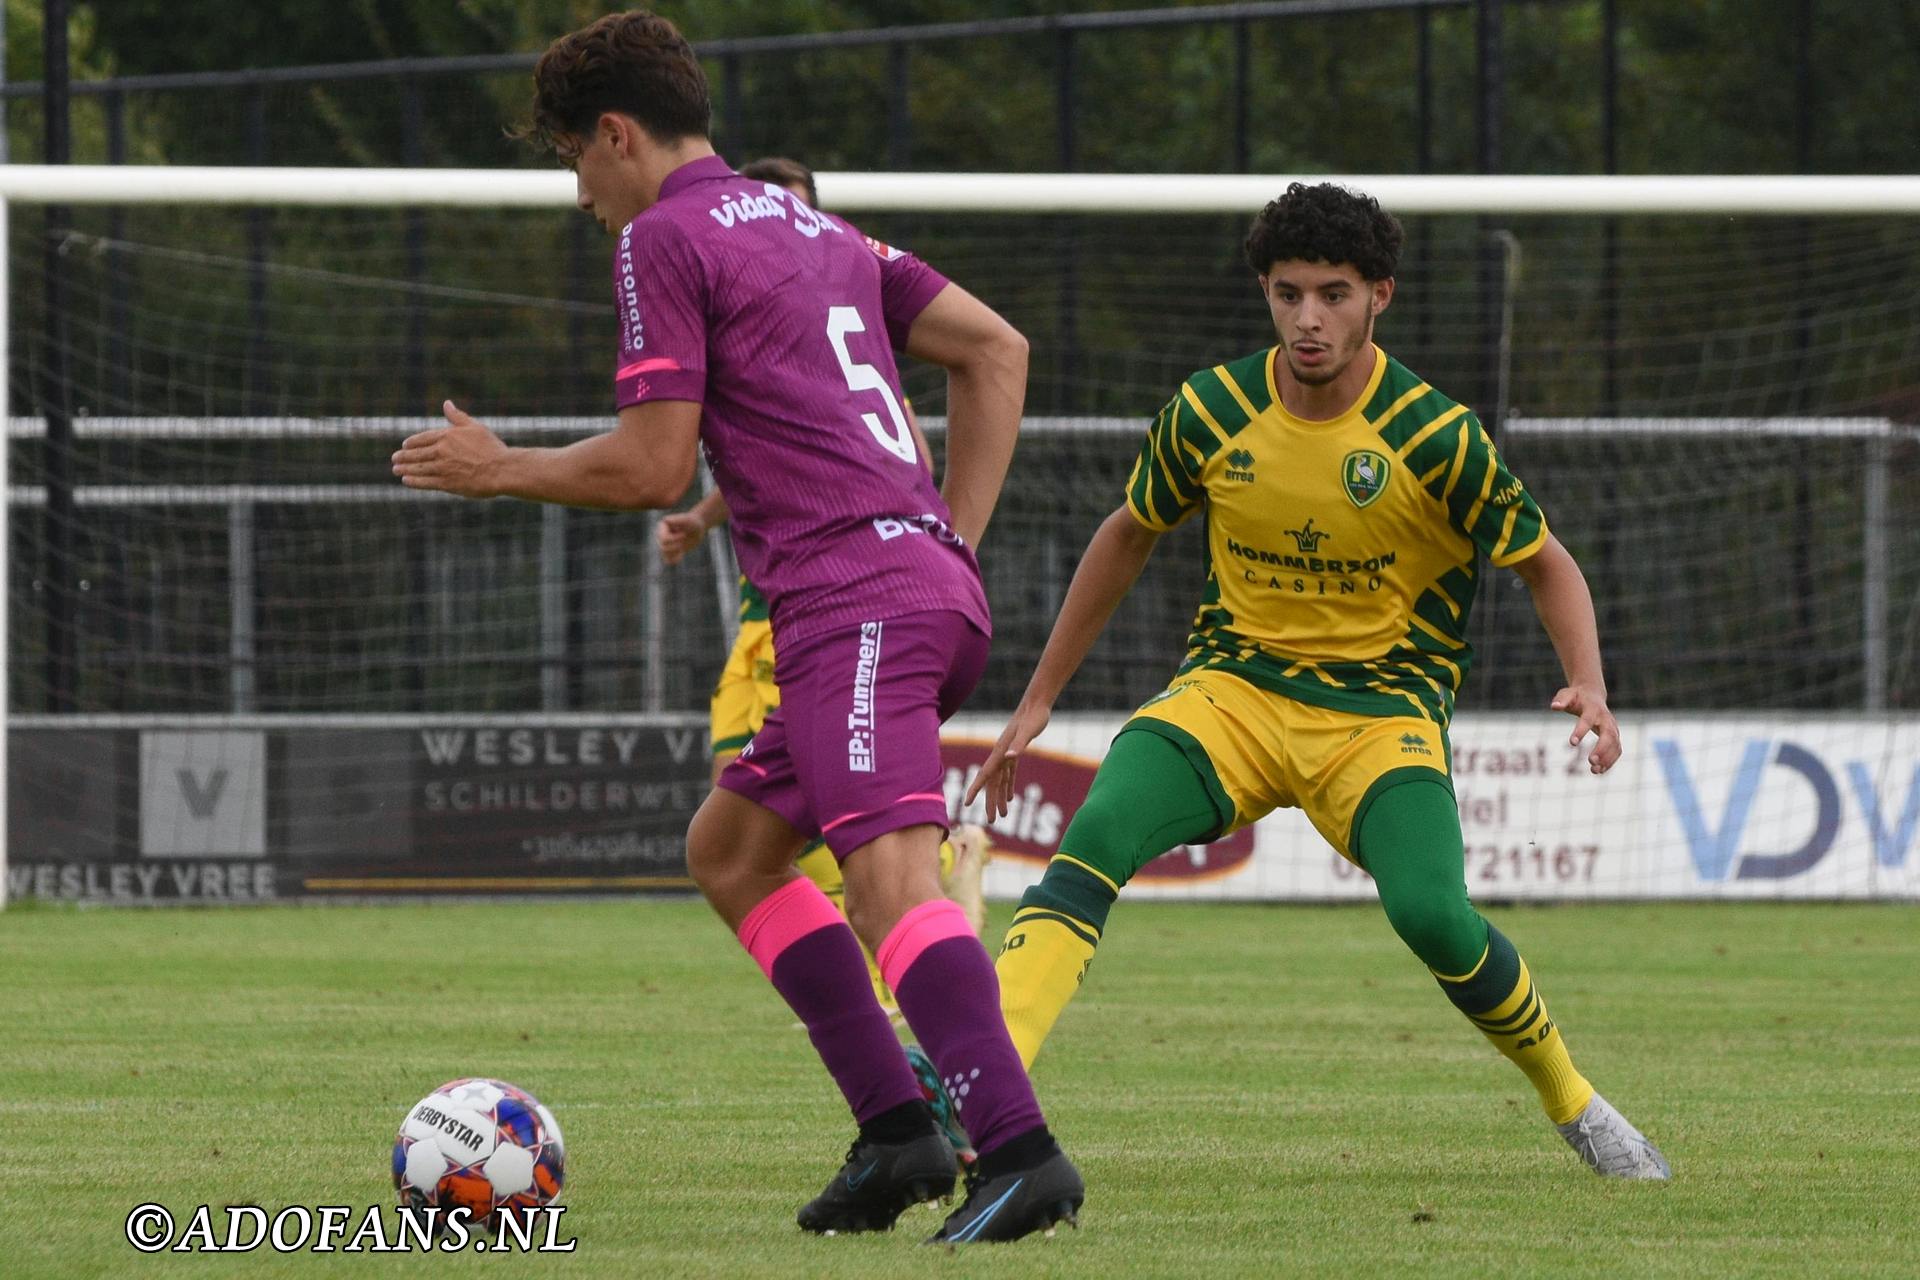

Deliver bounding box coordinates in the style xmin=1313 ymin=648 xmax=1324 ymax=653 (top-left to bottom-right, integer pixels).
xmin=392 ymin=1078 xmax=565 ymax=1228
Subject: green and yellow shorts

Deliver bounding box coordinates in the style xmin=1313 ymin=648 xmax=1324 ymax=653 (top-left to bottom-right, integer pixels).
xmin=1124 ymin=666 xmax=1453 ymax=863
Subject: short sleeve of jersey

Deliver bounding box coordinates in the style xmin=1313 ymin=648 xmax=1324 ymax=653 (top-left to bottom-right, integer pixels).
xmin=1444 ymin=414 xmax=1549 ymax=566
xmin=1124 ymin=391 xmax=1207 ymax=532
xmin=858 ymin=227 xmax=950 ymax=350
xmin=611 ymin=215 xmax=709 ymax=410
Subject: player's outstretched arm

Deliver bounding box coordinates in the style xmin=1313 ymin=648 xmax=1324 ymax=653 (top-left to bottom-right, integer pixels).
xmin=901 ymin=284 xmax=1028 ymax=548
xmin=967 ymin=506 xmax=1161 ymax=820
xmin=394 ymin=399 xmax=701 ymax=512
xmin=1509 ymin=532 xmax=1621 ymax=775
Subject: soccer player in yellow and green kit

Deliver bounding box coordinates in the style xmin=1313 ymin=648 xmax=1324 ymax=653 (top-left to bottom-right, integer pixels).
xmin=965 ymin=182 xmax=1670 ymax=1180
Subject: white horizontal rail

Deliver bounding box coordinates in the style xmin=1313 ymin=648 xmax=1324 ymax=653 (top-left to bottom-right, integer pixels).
xmin=827 ymin=174 xmax=1920 ymax=217
xmin=4 ymin=414 xmax=1906 ymax=442
xmin=4 ymin=416 xmax=611 ymax=439
xmin=6 ymin=485 xmax=454 ymax=506
xmin=3 ymin=167 xmax=1920 ymax=215
xmin=5 ymin=417 xmax=1905 ymax=508
xmin=1502 ymin=415 xmax=1912 ymax=440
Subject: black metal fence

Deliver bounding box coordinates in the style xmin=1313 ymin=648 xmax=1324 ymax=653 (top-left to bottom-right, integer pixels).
xmin=10 ymin=0 xmax=1911 ymax=717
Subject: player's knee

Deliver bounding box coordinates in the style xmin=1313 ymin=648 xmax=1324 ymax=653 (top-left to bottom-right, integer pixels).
xmin=683 ymin=802 xmax=743 ymax=901
xmin=683 ymin=828 xmax=729 ymax=899
xmin=841 ymin=829 xmax=950 ymax=951
xmin=1380 ymin=892 xmax=1480 ymax=972
xmin=1052 ymin=796 xmax=1135 ymax=890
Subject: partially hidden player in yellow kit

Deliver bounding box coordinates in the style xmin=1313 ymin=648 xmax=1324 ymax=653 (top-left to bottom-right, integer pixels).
xmin=962 ymin=182 xmax=1671 ymax=1180
xmin=657 ymin=157 xmax=990 ymax=1033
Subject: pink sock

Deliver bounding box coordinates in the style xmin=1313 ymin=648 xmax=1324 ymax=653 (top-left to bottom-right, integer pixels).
xmin=738 ymin=878 xmax=920 ymax=1123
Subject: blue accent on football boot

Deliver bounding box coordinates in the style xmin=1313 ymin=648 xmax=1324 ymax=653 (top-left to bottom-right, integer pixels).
xmin=929 ymin=1148 xmax=1083 ymax=1245
xmin=796 ymin=1131 xmax=956 ymax=1234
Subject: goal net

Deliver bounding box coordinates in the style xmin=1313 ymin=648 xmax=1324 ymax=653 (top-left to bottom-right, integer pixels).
xmin=3 ymin=169 xmax=1917 ymax=903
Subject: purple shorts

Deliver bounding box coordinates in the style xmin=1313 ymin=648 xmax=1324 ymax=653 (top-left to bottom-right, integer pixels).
xmin=716 ymin=610 xmax=987 ymax=859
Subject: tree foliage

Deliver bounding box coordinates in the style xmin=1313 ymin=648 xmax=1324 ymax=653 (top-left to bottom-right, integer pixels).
xmin=10 ymin=1 xmax=1910 ymax=175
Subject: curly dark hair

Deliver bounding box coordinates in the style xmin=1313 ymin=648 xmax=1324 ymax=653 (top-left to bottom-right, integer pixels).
xmin=739 ymin=156 xmax=818 ymax=208
xmin=1243 ymin=182 xmax=1404 ymax=281
xmin=526 ymin=11 xmax=711 ymax=155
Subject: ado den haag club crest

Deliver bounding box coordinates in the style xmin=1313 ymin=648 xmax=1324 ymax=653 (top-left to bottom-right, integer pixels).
xmin=1342 ymin=449 xmax=1390 ymax=508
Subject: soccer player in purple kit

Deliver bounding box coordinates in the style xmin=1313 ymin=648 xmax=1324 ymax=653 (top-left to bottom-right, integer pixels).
xmin=390 ymin=11 xmax=1083 ymax=1244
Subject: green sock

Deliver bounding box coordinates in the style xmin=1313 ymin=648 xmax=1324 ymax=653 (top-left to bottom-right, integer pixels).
xmin=1360 ymin=780 xmax=1593 ymax=1123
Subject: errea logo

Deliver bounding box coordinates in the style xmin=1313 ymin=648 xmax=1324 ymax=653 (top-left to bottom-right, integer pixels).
xmin=1225 ymin=449 xmax=1256 ymax=482
xmin=1398 ymin=732 xmax=1434 ymax=756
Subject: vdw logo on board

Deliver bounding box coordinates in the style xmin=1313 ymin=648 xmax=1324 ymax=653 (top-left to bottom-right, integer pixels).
xmin=1654 ymin=738 xmax=1920 ymax=881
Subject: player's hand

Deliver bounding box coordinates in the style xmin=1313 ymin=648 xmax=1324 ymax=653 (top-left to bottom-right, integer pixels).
xmin=391 ymin=401 xmax=510 ymax=497
xmin=655 ymin=511 xmax=708 ymax=565
xmin=964 ymin=701 xmax=1051 ymax=822
xmin=1552 ymin=684 xmax=1621 ymax=775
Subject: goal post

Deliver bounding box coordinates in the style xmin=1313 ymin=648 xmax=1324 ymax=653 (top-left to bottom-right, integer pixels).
xmin=4 ymin=166 xmax=1920 ymax=212
xmin=3 ymin=167 xmax=1918 ymax=906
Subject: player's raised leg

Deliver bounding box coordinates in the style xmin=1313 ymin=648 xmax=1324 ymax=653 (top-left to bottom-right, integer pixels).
xmin=1356 ymin=777 xmax=1670 ymax=1179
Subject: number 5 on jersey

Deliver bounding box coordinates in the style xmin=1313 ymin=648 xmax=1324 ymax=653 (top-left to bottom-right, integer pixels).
xmin=826 ymin=305 xmax=916 ymax=464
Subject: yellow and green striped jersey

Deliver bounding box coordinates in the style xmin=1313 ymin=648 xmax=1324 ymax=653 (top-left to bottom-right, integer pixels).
xmin=1124 ymin=345 xmax=1548 ymax=725
xmin=738 ymin=576 xmax=769 ymax=623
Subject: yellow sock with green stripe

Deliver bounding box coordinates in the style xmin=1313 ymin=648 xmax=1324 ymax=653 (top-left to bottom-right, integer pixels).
xmin=995 ymin=855 xmax=1118 ymax=1071
xmin=1434 ymin=924 xmax=1594 ymax=1124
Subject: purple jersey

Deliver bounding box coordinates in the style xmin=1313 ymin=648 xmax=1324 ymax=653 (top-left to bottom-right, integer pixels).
xmin=611 ymin=155 xmax=990 ymax=644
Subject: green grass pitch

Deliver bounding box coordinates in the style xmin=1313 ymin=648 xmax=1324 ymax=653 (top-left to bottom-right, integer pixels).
xmin=2 ymin=898 xmax=1915 ymax=1277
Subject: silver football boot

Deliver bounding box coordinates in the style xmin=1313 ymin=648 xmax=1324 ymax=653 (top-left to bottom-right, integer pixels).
xmin=1556 ymin=1093 xmax=1672 ymax=1180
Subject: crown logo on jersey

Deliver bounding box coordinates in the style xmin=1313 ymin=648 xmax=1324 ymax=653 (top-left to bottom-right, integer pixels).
xmin=1225 ymin=448 xmax=1256 ymax=482
xmin=1342 ymin=449 xmax=1391 ymax=508
xmin=1284 ymin=517 xmax=1330 ymax=553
